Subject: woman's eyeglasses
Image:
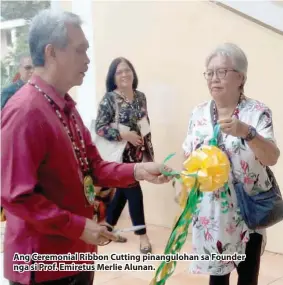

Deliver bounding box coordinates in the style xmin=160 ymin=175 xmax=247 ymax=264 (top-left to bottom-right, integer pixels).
xmin=203 ymin=68 xmax=238 ymax=80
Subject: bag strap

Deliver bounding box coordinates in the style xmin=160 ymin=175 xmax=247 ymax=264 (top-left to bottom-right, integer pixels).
xmin=134 ymin=93 xmax=154 ymax=161
xmin=113 ymin=94 xmax=120 ymax=129
xmin=209 ymin=101 xmax=238 ymax=183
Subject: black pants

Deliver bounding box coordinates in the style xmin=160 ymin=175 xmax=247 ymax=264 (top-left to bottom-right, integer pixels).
xmin=106 ymin=183 xmax=146 ymax=235
xmin=9 ymin=271 xmax=94 ymax=285
xmin=209 ymin=233 xmax=263 ymax=285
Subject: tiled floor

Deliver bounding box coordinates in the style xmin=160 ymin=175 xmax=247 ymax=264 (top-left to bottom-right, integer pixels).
xmin=95 ymin=218 xmax=283 ymax=285
xmin=1 ymin=219 xmax=283 ymax=285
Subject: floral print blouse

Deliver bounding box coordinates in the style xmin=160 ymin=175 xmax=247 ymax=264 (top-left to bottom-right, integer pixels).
xmin=95 ymin=90 xmax=154 ymax=163
xmin=182 ymin=97 xmax=276 ymax=276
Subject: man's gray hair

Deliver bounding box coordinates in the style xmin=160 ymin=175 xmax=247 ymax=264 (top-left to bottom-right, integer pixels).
xmin=29 ymin=9 xmax=82 ymax=66
xmin=205 ymin=43 xmax=248 ymax=78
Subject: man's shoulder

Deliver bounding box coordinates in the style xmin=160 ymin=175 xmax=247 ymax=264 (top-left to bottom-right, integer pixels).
xmin=1 ymin=81 xmax=23 ymax=107
xmin=2 ymin=80 xmax=23 ymax=92
xmin=2 ymin=84 xmax=46 ymax=118
xmin=2 ymin=83 xmax=15 ymax=95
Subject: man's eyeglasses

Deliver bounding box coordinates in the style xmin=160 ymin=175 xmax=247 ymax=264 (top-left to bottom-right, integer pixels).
xmin=203 ymin=68 xmax=238 ymax=80
xmin=24 ymin=65 xmax=34 ymax=71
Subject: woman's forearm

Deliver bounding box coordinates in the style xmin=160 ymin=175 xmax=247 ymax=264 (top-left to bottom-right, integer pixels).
xmin=246 ymin=134 xmax=280 ymax=166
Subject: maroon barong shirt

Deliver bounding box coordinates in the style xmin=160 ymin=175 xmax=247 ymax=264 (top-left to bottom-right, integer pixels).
xmin=1 ymin=75 xmax=136 ymax=284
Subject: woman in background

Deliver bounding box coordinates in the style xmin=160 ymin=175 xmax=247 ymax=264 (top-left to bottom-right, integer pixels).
xmin=95 ymin=57 xmax=154 ymax=254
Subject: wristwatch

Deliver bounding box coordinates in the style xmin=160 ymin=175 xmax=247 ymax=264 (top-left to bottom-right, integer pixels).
xmin=243 ymin=125 xmax=257 ymax=141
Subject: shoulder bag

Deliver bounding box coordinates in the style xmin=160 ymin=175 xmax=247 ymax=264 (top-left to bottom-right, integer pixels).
xmin=91 ymin=97 xmax=130 ymax=163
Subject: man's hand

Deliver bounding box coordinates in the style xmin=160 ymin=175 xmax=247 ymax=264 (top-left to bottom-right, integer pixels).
xmin=80 ymin=218 xmax=118 ymax=246
xmin=134 ymin=162 xmax=173 ymax=184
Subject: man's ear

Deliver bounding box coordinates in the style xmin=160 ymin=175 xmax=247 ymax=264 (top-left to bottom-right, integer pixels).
xmin=44 ymin=44 xmax=56 ymax=62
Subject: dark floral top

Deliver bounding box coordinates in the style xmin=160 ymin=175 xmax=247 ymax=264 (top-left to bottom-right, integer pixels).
xmin=95 ymin=90 xmax=154 ymax=163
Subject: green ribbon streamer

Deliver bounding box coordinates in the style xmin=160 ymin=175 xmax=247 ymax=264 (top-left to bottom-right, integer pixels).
xmin=151 ymin=124 xmax=229 ymax=285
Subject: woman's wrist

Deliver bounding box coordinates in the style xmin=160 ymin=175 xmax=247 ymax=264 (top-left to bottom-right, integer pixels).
xmin=239 ymin=122 xmax=250 ymax=139
xmin=242 ymin=125 xmax=257 ymax=142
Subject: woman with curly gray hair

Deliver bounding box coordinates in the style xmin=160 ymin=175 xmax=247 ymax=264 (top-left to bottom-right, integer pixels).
xmin=182 ymin=43 xmax=280 ymax=285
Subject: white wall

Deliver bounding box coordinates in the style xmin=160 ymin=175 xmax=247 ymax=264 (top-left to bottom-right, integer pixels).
xmin=218 ymin=0 xmax=283 ymax=33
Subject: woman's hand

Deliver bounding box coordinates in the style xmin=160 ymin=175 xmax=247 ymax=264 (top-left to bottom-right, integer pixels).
xmin=121 ymin=131 xmax=143 ymax=146
xmin=218 ymin=117 xmax=249 ymax=138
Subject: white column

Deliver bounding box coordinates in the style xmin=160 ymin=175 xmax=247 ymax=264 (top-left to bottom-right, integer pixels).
xmin=11 ymin=28 xmax=17 ymax=49
xmin=50 ymin=0 xmax=62 ymax=10
xmin=72 ymin=0 xmax=97 ymax=129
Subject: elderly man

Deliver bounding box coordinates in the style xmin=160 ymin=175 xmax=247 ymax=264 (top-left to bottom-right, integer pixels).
xmin=1 ymin=9 xmax=170 ymax=285
xmin=1 ymin=53 xmax=34 ymax=109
